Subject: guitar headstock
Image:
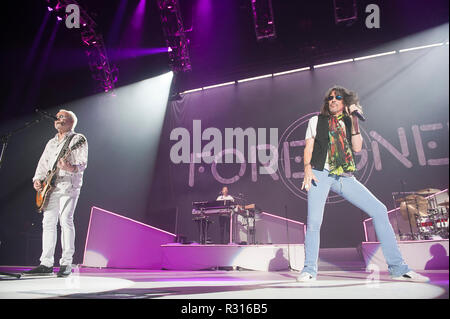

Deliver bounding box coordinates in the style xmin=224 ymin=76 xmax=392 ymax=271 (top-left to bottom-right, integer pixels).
xmin=71 ymin=135 xmax=86 ymax=151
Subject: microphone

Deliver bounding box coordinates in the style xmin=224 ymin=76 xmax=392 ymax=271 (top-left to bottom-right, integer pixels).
xmin=350 ymin=104 xmax=366 ymax=121
xmin=35 ymin=109 xmax=58 ymax=121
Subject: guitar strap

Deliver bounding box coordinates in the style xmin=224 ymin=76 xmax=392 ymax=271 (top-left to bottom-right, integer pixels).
xmin=51 ymin=133 xmax=78 ymax=171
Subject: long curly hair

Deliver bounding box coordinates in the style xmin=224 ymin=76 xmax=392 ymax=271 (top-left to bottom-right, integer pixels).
xmin=320 ymin=85 xmax=360 ymax=116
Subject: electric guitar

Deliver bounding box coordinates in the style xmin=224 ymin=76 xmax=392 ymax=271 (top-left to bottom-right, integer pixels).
xmin=35 ymin=136 xmax=86 ymax=213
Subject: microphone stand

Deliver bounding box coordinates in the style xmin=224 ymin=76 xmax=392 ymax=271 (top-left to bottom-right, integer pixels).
xmin=0 ymin=271 xmax=21 ymax=279
xmin=0 ymin=116 xmax=45 ymax=279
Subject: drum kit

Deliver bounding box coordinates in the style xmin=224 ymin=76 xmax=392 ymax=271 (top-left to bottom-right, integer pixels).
xmin=395 ymin=188 xmax=449 ymax=240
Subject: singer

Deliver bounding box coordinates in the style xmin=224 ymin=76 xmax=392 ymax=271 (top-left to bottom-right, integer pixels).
xmin=22 ymin=109 xmax=88 ymax=278
xmin=297 ymin=85 xmax=429 ymax=282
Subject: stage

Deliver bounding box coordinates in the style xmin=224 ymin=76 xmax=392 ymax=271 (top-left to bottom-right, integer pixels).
xmin=0 ymin=0 xmax=448 ymax=310
xmin=2 ymin=203 xmax=448 ymax=300
xmin=0 ymin=266 xmax=447 ymax=299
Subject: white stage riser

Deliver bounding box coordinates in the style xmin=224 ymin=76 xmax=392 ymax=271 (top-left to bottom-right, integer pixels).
xmin=360 ymin=239 xmax=449 ymax=271
xmin=161 ymin=244 xmax=305 ymax=271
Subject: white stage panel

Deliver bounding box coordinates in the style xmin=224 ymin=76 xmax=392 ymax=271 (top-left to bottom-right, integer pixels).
xmin=360 ymin=239 xmax=449 ymax=271
xmin=161 ymin=244 xmax=304 ymax=271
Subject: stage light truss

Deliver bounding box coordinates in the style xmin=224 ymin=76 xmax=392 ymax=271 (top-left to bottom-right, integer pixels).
xmin=251 ymin=0 xmax=276 ymax=41
xmin=157 ymin=0 xmax=191 ymax=73
xmin=333 ymin=0 xmax=358 ymax=25
xmin=45 ymin=0 xmax=118 ymax=92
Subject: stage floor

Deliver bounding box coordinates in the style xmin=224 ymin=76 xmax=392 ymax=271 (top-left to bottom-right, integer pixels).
xmin=0 ymin=266 xmax=448 ymax=299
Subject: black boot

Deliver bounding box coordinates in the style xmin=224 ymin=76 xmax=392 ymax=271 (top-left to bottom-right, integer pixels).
xmin=57 ymin=265 xmax=72 ymax=277
xmin=22 ymin=265 xmax=54 ymax=276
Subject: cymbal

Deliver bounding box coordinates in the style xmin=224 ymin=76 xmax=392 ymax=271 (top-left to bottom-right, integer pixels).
xmin=438 ymin=201 xmax=449 ymax=207
xmin=396 ymin=194 xmax=427 ymax=203
xmin=399 ymin=200 xmax=428 ymax=220
xmin=415 ymin=188 xmax=441 ymax=196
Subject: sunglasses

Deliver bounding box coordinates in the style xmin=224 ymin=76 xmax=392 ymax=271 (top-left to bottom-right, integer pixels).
xmin=327 ymin=95 xmax=343 ymax=101
xmin=55 ymin=115 xmax=70 ymax=120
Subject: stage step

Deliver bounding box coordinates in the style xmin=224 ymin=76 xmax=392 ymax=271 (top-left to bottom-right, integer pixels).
xmin=318 ymin=247 xmax=366 ymax=271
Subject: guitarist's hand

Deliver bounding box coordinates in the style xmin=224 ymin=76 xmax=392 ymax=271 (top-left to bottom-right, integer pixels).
xmin=57 ymin=158 xmax=75 ymax=172
xmin=33 ymin=180 xmax=43 ymax=192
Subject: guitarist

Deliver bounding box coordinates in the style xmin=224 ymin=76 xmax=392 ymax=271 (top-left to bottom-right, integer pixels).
xmin=23 ymin=109 xmax=88 ymax=277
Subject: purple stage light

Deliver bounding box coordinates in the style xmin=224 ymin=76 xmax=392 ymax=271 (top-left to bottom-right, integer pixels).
xmin=5 ymin=8 xmax=51 ymax=112
xmin=24 ymin=19 xmax=61 ymax=107
xmin=132 ymin=0 xmax=146 ymax=28
xmin=195 ymin=0 xmax=212 ymax=38
xmin=197 ymin=0 xmax=212 ymax=14
xmin=107 ymin=0 xmax=128 ymax=46
xmin=168 ymin=47 xmax=172 ymax=52
xmin=47 ymin=6 xmax=53 ymax=11
xmin=25 ymin=10 xmax=50 ymax=68
xmin=119 ymin=0 xmax=146 ymax=50
xmin=107 ymin=47 xmax=169 ymax=62
xmin=57 ymin=16 xmax=62 ymax=21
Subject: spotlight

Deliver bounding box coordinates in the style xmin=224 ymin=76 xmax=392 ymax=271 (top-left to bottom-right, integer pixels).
xmin=47 ymin=6 xmax=54 ymax=11
xmin=251 ymin=0 xmax=277 ymax=41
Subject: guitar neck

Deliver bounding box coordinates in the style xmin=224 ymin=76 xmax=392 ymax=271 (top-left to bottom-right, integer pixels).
xmin=50 ymin=135 xmax=85 ymax=171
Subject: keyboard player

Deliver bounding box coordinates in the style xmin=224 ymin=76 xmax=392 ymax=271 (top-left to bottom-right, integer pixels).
xmin=217 ymin=186 xmax=234 ymax=244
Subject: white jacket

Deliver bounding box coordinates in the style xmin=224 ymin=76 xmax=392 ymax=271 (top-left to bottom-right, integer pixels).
xmin=33 ymin=131 xmax=88 ymax=196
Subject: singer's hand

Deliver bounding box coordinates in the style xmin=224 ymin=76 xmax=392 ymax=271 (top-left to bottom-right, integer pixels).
xmin=347 ymin=104 xmax=362 ymax=116
xmin=301 ymin=165 xmax=318 ymax=192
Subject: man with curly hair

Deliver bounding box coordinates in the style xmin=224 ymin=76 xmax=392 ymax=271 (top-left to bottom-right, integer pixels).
xmin=297 ymin=85 xmax=429 ymax=283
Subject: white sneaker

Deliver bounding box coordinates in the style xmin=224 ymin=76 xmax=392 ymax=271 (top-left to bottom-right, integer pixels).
xmin=296 ymin=272 xmax=316 ymax=282
xmin=391 ymin=271 xmax=430 ymax=283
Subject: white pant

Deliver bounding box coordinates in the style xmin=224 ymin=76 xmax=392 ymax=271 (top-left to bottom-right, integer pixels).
xmin=40 ymin=192 xmax=79 ymax=267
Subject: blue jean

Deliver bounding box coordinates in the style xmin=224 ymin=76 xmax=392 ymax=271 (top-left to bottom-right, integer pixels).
xmin=301 ymin=168 xmax=410 ymax=278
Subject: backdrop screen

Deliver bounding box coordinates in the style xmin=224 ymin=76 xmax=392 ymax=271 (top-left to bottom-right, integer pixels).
xmin=0 ymin=42 xmax=448 ymax=265
xmin=149 ymin=46 xmax=449 ymax=247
